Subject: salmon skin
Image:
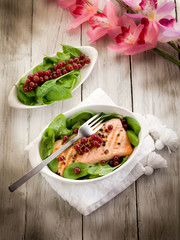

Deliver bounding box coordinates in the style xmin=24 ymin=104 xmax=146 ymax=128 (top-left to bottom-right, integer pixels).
xmin=52 ymin=119 xmax=133 ymax=176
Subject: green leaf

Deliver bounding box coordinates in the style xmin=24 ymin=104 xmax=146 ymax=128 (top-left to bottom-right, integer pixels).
xmin=62 ymin=44 xmax=82 ymax=58
xmin=19 ymin=77 xmax=27 ymax=84
xmin=124 ymin=116 xmax=141 ymax=135
xmin=48 ymin=114 xmax=73 ymax=139
xmin=127 ymin=130 xmax=139 ymax=147
xmin=48 ymin=158 xmax=59 ymax=173
xmin=63 ymin=162 xmax=89 ymax=179
xmin=36 ymin=79 xmax=57 ymax=98
xmin=33 ymin=63 xmax=54 ymax=74
xmin=37 ymin=96 xmax=55 ymax=105
xmin=100 ymin=113 xmax=123 ymax=121
xmin=56 ymin=52 xmax=70 ymax=62
xmin=45 ymin=86 xmax=72 ymax=101
xmin=43 ymin=56 xmax=59 ymax=65
xmin=18 ymin=84 xmax=36 ymax=97
xmin=39 ymin=128 xmax=55 ymax=160
xmin=66 ymin=110 xmax=95 ymax=129
xmin=16 ymin=86 xmax=36 ymax=106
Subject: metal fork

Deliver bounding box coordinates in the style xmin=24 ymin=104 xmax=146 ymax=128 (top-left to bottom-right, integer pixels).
xmin=8 ymin=114 xmax=103 ymax=192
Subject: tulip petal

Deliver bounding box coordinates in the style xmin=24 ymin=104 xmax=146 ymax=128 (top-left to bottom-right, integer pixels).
xmin=120 ymin=15 xmax=137 ymax=34
xmin=126 ymin=13 xmax=144 ymax=20
xmin=122 ymin=0 xmax=141 ymax=10
xmin=93 ymin=0 xmax=99 ymax=12
xmin=156 ymin=1 xmax=175 ymax=17
xmin=66 ymin=12 xmax=92 ymax=30
xmin=107 ymin=43 xmax=131 ymax=53
xmin=124 ymin=43 xmax=155 ymax=55
xmin=108 ymin=26 xmax=122 ymax=39
xmin=87 ymin=27 xmax=108 ymax=42
xmin=57 ymin=0 xmax=76 ymax=9
xmin=106 ymin=0 xmax=119 ymax=27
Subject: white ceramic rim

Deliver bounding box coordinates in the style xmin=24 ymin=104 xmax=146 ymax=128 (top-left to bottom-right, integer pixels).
xmin=26 ymin=104 xmax=149 ymax=184
xmin=8 ymin=46 xmax=98 ymax=109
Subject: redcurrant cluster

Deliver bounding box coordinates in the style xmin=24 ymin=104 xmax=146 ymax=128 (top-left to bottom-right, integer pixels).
xmin=22 ymin=53 xmax=91 ymax=93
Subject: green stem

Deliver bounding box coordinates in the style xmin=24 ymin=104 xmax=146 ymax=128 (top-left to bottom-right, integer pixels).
xmin=152 ymin=47 xmax=180 ymax=67
xmin=168 ymin=41 xmax=180 ymax=53
xmin=115 ymin=0 xmax=135 ymax=13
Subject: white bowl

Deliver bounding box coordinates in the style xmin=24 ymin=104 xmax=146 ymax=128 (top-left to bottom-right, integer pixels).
xmin=25 ymin=104 xmax=149 ymax=184
xmin=8 ymin=46 xmax=98 ymax=109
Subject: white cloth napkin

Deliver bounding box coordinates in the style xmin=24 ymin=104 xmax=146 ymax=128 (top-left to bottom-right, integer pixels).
xmin=27 ymin=88 xmax=178 ymax=215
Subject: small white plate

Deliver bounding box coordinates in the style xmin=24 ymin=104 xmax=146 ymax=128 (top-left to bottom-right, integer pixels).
xmin=8 ymin=46 xmax=98 ymax=109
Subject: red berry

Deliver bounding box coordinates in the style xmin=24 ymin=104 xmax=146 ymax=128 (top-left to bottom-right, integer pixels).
xmin=68 ymin=58 xmax=74 ymax=64
xmin=78 ymin=149 xmax=84 ymax=155
xmin=80 ymin=61 xmax=85 ymax=66
xmin=62 ymin=69 xmax=67 ymax=75
xmin=85 ymin=57 xmax=91 ymax=64
xmin=23 ymin=87 xmax=29 ymax=92
xmin=56 ymin=69 xmax=61 ymax=74
xmin=123 ymin=124 xmax=129 ymax=130
xmin=39 ymin=77 xmax=44 ymax=83
xmin=33 ymin=76 xmax=39 ymax=83
xmin=38 ymin=70 xmax=44 ymax=76
xmin=72 ymin=63 xmax=79 ymax=69
xmin=28 ymin=87 xmax=33 ymax=92
xmin=29 ymin=81 xmax=35 ymax=87
xmin=34 ymin=72 xmax=38 ymax=76
xmin=52 ymin=73 xmax=57 ymax=79
xmin=81 ymin=137 xmax=88 ymax=144
xmin=63 ymin=135 xmax=69 ymax=142
xmin=73 ymin=57 xmax=79 ymax=63
xmin=78 ymin=63 xmax=82 ymax=69
xmin=108 ymin=124 xmax=113 ymax=131
xmin=61 ymin=60 xmax=67 ymax=67
xmin=74 ymin=143 xmax=81 ymax=151
xmin=49 ymin=76 xmax=53 ymax=80
xmin=73 ymin=128 xmax=78 ymax=134
xmin=53 ymin=65 xmax=58 ymax=71
xmin=113 ymin=155 xmax=119 ymax=161
xmin=34 ymin=83 xmax=38 ymax=88
xmin=44 ymin=76 xmax=49 ymax=81
xmin=66 ymin=65 xmax=73 ymax=72
xmin=44 ymin=70 xmax=50 ymax=76
xmin=23 ymin=83 xmax=27 ymax=87
xmin=105 ymin=128 xmax=108 ymax=132
xmin=58 ymin=156 xmax=64 ymax=161
xmin=96 ymin=136 xmax=103 ymax=143
xmin=57 ymin=62 xmax=63 ymax=68
xmin=121 ymin=118 xmax=126 ymax=124
xmin=26 ymin=79 xmax=31 ymax=84
xmin=28 ymin=74 xmax=33 ymax=80
xmin=83 ymin=147 xmax=90 ymax=153
xmin=80 ymin=53 xmax=85 ymax=60
xmin=88 ymin=143 xmax=94 ymax=149
xmin=114 ymin=160 xmax=119 ymax=167
xmin=93 ymin=141 xmax=101 ymax=148
xmin=109 ymin=160 xmax=114 ymax=167
xmin=100 ymin=160 xmax=106 ymax=164
xmin=74 ymin=167 xmax=81 ymax=174
xmin=91 ymin=134 xmax=97 ymax=141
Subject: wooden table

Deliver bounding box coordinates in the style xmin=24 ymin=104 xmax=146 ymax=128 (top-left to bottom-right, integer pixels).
xmin=1 ymin=0 xmax=180 ymax=239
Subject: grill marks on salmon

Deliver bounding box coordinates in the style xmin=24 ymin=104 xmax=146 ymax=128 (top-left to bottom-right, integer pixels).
xmin=52 ymin=119 xmax=133 ymax=176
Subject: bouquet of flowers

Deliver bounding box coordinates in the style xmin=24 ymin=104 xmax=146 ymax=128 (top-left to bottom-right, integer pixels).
xmin=57 ymin=0 xmax=180 ymax=67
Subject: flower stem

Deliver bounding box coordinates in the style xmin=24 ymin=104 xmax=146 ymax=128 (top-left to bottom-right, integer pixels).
xmin=115 ymin=0 xmax=135 ymax=14
xmin=168 ymin=41 xmax=180 ymax=53
xmin=152 ymin=47 xmax=180 ymax=67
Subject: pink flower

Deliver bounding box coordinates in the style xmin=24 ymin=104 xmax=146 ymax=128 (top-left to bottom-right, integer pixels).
xmin=66 ymin=0 xmax=99 ymax=30
xmin=57 ymin=0 xmax=76 ymax=9
xmin=107 ymin=16 xmax=159 ymax=55
xmin=86 ymin=0 xmax=119 ymax=42
xmin=158 ymin=19 xmax=180 ymax=42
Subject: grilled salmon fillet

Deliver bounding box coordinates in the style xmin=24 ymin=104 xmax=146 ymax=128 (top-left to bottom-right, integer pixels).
xmin=52 ymin=119 xmax=133 ymax=176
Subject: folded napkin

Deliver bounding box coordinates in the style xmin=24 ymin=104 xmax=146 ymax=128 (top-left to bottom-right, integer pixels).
xmin=27 ymin=88 xmax=179 ymax=216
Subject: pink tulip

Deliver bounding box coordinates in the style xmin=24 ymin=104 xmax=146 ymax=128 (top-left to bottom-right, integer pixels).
xmin=158 ymin=19 xmax=180 ymax=42
xmin=66 ymin=0 xmax=99 ymax=30
xmin=107 ymin=16 xmax=159 ymax=55
xmin=86 ymin=0 xmax=119 ymax=42
xmin=57 ymin=0 xmax=76 ymax=9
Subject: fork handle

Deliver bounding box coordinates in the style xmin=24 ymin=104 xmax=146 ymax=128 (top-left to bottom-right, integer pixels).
xmin=9 ymin=134 xmax=80 ymax=192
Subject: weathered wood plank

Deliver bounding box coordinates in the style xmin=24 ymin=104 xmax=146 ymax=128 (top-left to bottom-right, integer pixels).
xmin=81 ymin=1 xmax=137 ymax=239
xmin=25 ymin=1 xmax=82 ymax=240
xmin=131 ymin=19 xmax=180 ymax=240
xmin=0 ymin=0 xmax=32 ymax=239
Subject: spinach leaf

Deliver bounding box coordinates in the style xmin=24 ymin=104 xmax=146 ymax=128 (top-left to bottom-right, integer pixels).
xmin=33 ymin=63 xmax=54 ymax=74
xmin=63 ymin=162 xmax=89 ymax=179
xmin=56 ymin=52 xmax=70 ymax=62
xmin=62 ymin=44 xmax=82 ymax=58
xmin=45 ymin=86 xmax=72 ymax=101
xmin=48 ymin=114 xmax=73 ymax=138
xmin=127 ymin=130 xmax=139 ymax=146
xmin=48 ymin=158 xmax=59 ymax=173
xmin=37 ymin=96 xmax=55 ymax=105
xmin=16 ymin=86 xmax=36 ymax=106
xmin=124 ymin=116 xmax=141 ymax=135
xmin=19 ymin=77 xmax=27 ymax=84
xmin=39 ymin=128 xmax=55 ymax=160
xmin=43 ymin=56 xmax=59 ymax=65
xmin=36 ymin=79 xmax=58 ymax=98
xmin=100 ymin=113 xmax=123 ymax=121
xmin=19 ymin=84 xmax=36 ymax=97
xmin=66 ymin=110 xmax=95 ymax=129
